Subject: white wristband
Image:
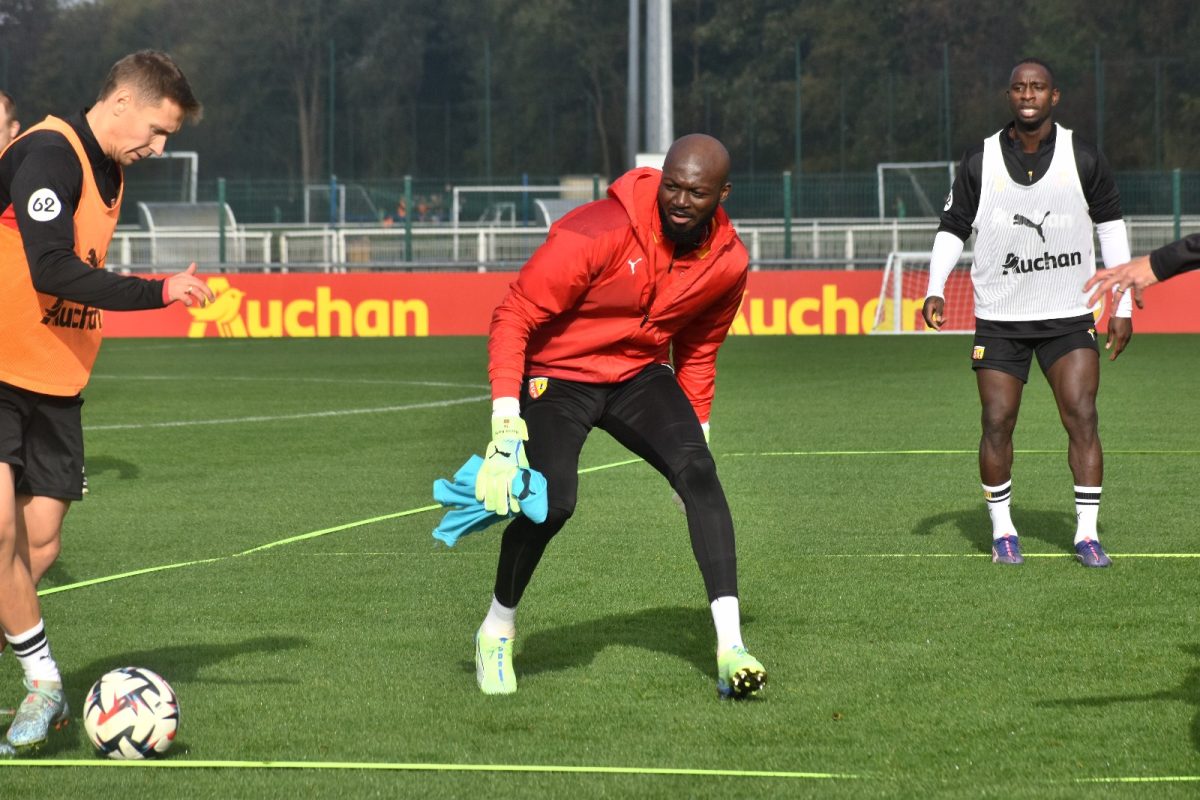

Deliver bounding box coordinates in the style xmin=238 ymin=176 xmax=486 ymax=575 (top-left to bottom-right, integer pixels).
xmin=492 ymin=396 xmax=520 ymax=417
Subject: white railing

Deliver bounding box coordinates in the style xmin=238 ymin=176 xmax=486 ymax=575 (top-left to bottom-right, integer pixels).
xmin=106 ymin=217 xmax=1200 ymax=272
xmin=110 ymin=229 xmax=273 ymax=271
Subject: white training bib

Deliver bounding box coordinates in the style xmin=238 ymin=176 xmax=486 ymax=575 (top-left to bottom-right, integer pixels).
xmin=970 ymin=124 xmax=1095 ymax=321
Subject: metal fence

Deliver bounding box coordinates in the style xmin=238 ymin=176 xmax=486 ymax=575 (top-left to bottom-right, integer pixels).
xmin=117 ymin=169 xmax=1200 ymax=227
xmin=107 ymin=216 xmax=1200 ymax=274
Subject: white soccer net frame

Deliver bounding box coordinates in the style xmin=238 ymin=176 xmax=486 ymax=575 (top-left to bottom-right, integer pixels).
xmin=876 ymin=161 xmax=956 ymax=219
xmin=304 ymin=183 xmax=380 ymax=225
xmin=870 ymin=250 xmax=975 ymax=334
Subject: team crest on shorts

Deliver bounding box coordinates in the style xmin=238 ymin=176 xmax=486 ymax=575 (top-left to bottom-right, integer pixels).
xmin=972 ymin=345 xmax=986 ymax=361
xmin=1088 ymin=328 xmax=1096 ymax=341
xmin=528 ymin=377 xmax=549 ymax=399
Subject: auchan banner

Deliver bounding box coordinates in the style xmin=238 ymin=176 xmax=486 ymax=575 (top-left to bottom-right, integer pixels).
xmin=102 ymin=270 xmax=1200 ymax=338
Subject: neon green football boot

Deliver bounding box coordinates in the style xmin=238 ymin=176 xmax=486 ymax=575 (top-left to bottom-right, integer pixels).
xmin=717 ymin=645 xmax=767 ymax=699
xmin=475 ymin=627 xmax=517 ymax=695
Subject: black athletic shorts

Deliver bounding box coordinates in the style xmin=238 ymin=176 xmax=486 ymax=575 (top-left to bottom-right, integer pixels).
xmin=0 ymin=381 xmax=85 ymax=501
xmin=971 ymin=315 xmax=1099 ymax=383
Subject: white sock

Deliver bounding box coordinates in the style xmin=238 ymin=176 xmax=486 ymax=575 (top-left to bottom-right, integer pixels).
xmin=1074 ymin=485 xmax=1101 ymax=544
xmin=481 ymin=595 xmax=517 ymax=639
xmin=6 ymin=620 xmax=61 ymax=684
xmin=710 ymin=596 xmax=744 ymax=654
xmin=983 ymin=480 xmax=1017 ymax=539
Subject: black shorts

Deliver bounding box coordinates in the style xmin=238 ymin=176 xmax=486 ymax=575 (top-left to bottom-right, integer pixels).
xmin=970 ymin=322 xmax=1099 ymax=383
xmin=0 ymin=381 xmax=85 ymax=501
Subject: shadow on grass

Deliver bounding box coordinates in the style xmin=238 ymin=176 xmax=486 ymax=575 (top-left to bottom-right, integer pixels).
xmin=1037 ymin=643 xmax=1200 ymax=754
xmin=462 ymin=605 xmax=752 ymax=681
xmin=81 ymin=455 xmax=142 ymax=485
xmin=913 ymin=507 xmax=1076 ymax=554
xmin=30 ymin=635 xmax=307 ymax=756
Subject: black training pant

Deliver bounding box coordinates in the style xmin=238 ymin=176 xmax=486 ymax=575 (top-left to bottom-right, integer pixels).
xmin=492 ymin=363 xmax=738 ymax=607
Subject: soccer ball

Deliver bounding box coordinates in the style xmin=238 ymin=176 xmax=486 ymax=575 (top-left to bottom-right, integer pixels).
xmin=82 ymin=667 xmax=179 ymax=759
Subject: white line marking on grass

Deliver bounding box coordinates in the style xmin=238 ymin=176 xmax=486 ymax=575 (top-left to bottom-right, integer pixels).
xmin=36 ymin=451 xmax=1200 ymax=598
xmin=37 ymin=505 xmax=441 ymax=597
xmin=826 ymin=553 xmax=1200 ymax=559
xmin=91 ymin=374 xmax=488 ymax=389
xmin=724 ymin=449 xmax=1200 ymax=457
xmin=84 ymin=395 xmax=489 ymax=431
xmin=1078 ymin=776 xmax=1200 ymax=783
xmin=0 ymin=758 xmax=858 ymax=779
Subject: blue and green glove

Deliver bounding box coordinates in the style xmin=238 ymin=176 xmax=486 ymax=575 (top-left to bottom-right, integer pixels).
xmin=475 ymin=415 xmax=529 ymax=515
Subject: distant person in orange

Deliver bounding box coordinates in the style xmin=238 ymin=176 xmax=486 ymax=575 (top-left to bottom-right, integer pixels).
xmin=0 ymin=92 xmax=19 ymax=152
xmin=0 ymin=50 xmax=211 ymax=755
xmin=383 ymin=198 xmax=407 ymax=227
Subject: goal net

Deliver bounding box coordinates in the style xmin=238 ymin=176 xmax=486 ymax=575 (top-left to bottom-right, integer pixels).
xmin=122 ymin=151 xmax=198 ymax=205
xmin=304 ymin=183 xmax=380 ymax=224
xmin=876 ymin=161 xmax=955 ymax=219
xmin=870 ymin=250 xmax=975 ymax=334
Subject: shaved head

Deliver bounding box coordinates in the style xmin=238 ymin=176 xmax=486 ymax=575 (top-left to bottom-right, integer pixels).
xmin=658 ymin=133 xmax=732 ymax=248
xmin=663 ymin=134 xmax=731 ymax=187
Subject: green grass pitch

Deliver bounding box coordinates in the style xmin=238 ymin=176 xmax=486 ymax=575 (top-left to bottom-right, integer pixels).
xmin=0 ymin=334 xmax=1198 ymax=798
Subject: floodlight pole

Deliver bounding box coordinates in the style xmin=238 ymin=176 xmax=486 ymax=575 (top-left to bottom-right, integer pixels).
xmin=941 ymin=43 xmax=951 ymax=161
xmin=626 ymin=0 xmax=640 ymax=169
xmin=328 ymin=38 xmax=335 ymax=182
xmin=217 ymin=177 xmax=226 ymax=264
xmin=644 ymin=0 xmax=673 ymax=153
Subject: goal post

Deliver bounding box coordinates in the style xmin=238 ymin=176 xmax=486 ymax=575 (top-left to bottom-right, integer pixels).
xmin=870 ymin=250 xmax=975 ymax=334
xmin=876 ymin=161 xmax=956 ymax=219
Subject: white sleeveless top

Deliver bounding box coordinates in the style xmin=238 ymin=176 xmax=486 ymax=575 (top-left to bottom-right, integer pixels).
xmin=971 ymin=124 xmax=1095 ymax=321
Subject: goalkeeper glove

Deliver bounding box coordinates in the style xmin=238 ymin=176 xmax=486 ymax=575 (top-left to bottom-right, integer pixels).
xmin=475 ymin=415 xmax=529 ymax=515
xmin=672 ymin=422 xmax=711 ymax=515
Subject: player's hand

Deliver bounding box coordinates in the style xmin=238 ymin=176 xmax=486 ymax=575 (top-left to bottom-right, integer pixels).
xmin=671 ymin=423 xmax=710 ymax=515
xmin=1105 ymin=316 xmax=1132 ymax=362
xmin=1084 ymin=256 xmax=1158 ymax=310
xmin=165 ymin=263 xmax=215 ymax=307
xmin=922 ymin=296 xmax=945 ymax=330
xmin=475 ymin=415 xmax=529 ymax=515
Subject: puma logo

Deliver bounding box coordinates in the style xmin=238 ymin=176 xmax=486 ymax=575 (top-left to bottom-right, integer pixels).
xmin=628 ymin=257 xmax=643 ymax=275
xmin=1012 ymin=211 xmax=1051 ymax=242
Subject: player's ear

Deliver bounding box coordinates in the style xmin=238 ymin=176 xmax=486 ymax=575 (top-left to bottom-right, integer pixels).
xmin=1050 ymin=88 xmax=1060 ymax=107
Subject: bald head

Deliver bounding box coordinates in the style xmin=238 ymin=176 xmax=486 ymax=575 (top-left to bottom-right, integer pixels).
xmin=658 ymin=134 xmax=732 ymax=246
xmin=663 ymin=133 xmax=731 ymax=186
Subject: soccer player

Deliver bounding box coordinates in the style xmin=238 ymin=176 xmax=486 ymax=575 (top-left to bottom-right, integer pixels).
xmin=0 ymin=50 xmax=211 ymax=754
xmin=922 ymin=58 xmax=1133 ymax=568
xmin=0 ymin=91 xmax=19 ymax=152
xmin=1084 ymin=233 xmax=1200 ymax=310
xmin=472 ymin=133 xmax=766 ymax=699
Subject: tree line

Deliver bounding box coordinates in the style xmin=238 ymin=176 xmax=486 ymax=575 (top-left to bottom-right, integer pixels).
xmin=1 ymin=0 xmax=1197 ymax=183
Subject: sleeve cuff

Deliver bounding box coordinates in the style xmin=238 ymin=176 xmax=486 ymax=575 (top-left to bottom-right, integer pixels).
xmin=492 ymin=396 xmax=521 ymax=417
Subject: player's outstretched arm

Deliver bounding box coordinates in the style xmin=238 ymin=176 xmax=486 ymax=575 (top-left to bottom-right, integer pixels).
xmin=922 ymin=296 xmax=946 ymax=330
xmin=1084 ymin=256 xmax=1158 ymax=311
xmin=163 ymin=263 xmax=215 ymax=307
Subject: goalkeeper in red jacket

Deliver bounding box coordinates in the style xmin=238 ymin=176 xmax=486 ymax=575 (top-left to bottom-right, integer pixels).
xmin=472 ymin=134 xmax=765 ymax=700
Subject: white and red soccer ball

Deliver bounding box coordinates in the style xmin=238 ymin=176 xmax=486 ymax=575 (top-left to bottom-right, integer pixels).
xmin=82 ymin=666 xmax=179 ymax=759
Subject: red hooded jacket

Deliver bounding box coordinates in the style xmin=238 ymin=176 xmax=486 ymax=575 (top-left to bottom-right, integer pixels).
xmin=487 ymin=167 xmax=748 ymax=423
